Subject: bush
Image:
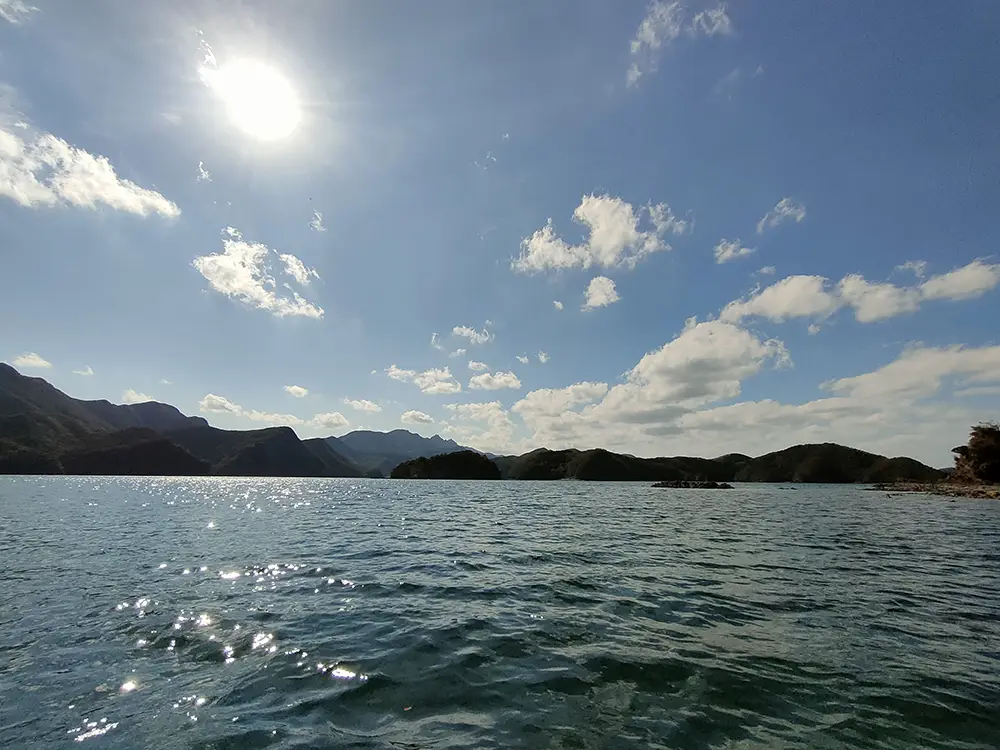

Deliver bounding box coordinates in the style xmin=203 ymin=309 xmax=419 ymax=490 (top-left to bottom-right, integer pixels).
xmin=953 ymin=422 xmax=1000 ymax=483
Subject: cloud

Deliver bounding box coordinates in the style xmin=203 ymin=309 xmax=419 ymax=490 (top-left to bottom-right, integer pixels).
xmin=72 ymin=365 xmax=94 ymax=376
xmin=312 ymin=412 xmax=349 ymax=429
xmin=582 ymin=276 xmax=621 ymax=310
xmin=199 ymin=393 xmax=242 ymax=413
xmin=284 ymin=385 xmax=308 ymax=398
xmin=11 ymin=351 xmax=51 ymax=369
xmin=516 ymin=355 xmax=529 ymax=364
xmin=895 ymin=260 xmax=927 ymax=278
xmin=954 ymin=385 xmax=1000 ymax=398
xmin=722 ymin=260 xmax=1000 ymax=325
xmin=442 ymin=401 xmax=516 ymax=453
xmin=431 ymin=333 xmax=444 ymax=350
xmin=713 ymin=238 xmax=755 ymax=264
xmin=757 ymin=198 xmax=806 ymax=234
xmin=160 ymin=379 xmax=172 ymax=385
xmin=468 ymin=361 xmax=489 ymax=372
xmin=513 ymin=195 xmax=688 ymax=273
xmin=309 ymin=211 xmax=326 ymax=232
xmin=197 ymin=161 xmax=211 ymax=182
xmin=122 ymin=389 xmax=151 ymax=405
xmin=553 ymin=300 xmax=564 ymax=311
xmin=0 ymin=0 xmax=36 ymax=24
xmin=713 ymin=64 xmax=762 ymax=99
xmin=0 ymin=123 xmax=180 ymax=216
xmin=757 ymin=266 xmax=776 ymax=276
xmin=278 ymin=253 xmax=319 ymax=286
xmin=626 ymin=1 xmax=684 ymax=87
xmin=401 ymin=409 xmax=435 ymax=425
xmin=538 ymin=351 xmax=550 ymax=364
xmin=807 ymin=324 xmax=821 ymax=336
xmin=919 ymin=259 xmax=1000 ymax=301
xmin=452 ymin=325 xmax=493 ymax=345
xmin=469 ymin=371 xmax=522 ymax=391
xmin=449 ymin=348 xmax=467 ymax=358
xmin=343 ymin=398 xmax=382 ymax=413
xmin=386 ymin=364 xmax=462 ymax=394
xmin=193 ymin=228 xmax=324 ymax=318
xmin=689 ymin=4 xmax=733 ymax=37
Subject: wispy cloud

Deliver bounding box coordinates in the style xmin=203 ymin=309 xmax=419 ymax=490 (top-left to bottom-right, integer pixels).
xmin=713 ymin=238 xmax=755 ymax=264
xmin=386 ymin=364 xmax=462 ymax=394
xmin=11 ymin=351 xmax=51 ymax=369
xmin=72 ymin=365 xmax=94 ymax=376
xmin=538 ymin=351 xmax=550 ymax=364
xmin=278 ymin=253 xmax=319 ymax=285
xmin=0 ymin=0 xmax=37 ymax=24
xmin=193 ymin=227 xmax=323 ymax=318
xmin=0 ymin=122 xmax=179 ymax=217
xmin=309 ymin=211 xmax=326 ymax=232
xmin=197 ymin=161 xmax=211 ymax=182
xmin=453 ymin=324 xmax=493 ymax=345
xmin=553 ymin=300 xmax=564 ymax=311
xmin=757 ymin=198 xmax=806 ymax=234
xmin=627 ymin=1 xmax=684 ymax=87
xmin=689 ymin=4 xmax=733 ymax=37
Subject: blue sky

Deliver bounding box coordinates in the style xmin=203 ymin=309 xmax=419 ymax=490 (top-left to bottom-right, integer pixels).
xmin=2 ymin=0 xmax=999 ymax=465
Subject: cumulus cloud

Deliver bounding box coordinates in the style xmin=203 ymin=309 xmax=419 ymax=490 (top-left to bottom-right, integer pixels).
xmin=198 ymin=391 xmax=348 ymax=431
xmin=757 ymin=198 xmax=806 ymax=234
xmin=0 ymin=123 xmax=180 ymax=216
xmin=442 ymin=401 xmax=516 ymax=453
xmin=627 ymin=1 xmax=684 ymax=87
xmin=197 ymin=161 xmax=211 ymax=182
xmin=312 ymin=412 xmax=349 ymax=429
xmin=284 ymin=385 xmax=308 ymax=398
xmin=689 ymin=4 xmax=733 ymax=37
xmin=513 ymin=195 xmax=688 ymax=273
xmin=895 ymin=260 xmax=927 ymax=278
xmin=516 ymin=355 xmax=529 ymax=364
xmin=343 ymin=398 xmax=382 ymax=412
xmin=538 ymin=351 xmax=550 ymax=364
xmin=309 ymin=210 xmax=326 ymax=232
xmin=722 ymin=260 xmax=1000 ymax=325
xmin=807 ymin=324 xmax=821 ymax=336
xmin=469 ymin=371 xmax=522 ymax=391
xmin=199 ymin=393 xmax=242 ymax=413
xmin=193 ymin=228 xmax=323 ymax=318
xmin=713 ymin=238 xmax=755 ymax=264
xmin=583 ymin=276 xmax=620 ymax=310
xmin=122 ymin=389 xmax=151 ymax=404
xmin=453 ymin=325 xmax=493 ymax=345
xmin=386 ymin=364 xmax=462 ymax=394
xmin=757 ymin=266 xmax=776 ymax=276
xmin=11 ymin=351 xmax=51 ymax=369
xmin=449 ymin=348 xmax=467 ymax=358
xmin=72 ymin=365 xmax=94 ymax=376
xmin=553 ymin=300 xmax=564 ymax=310
xmin=278 ymin=253 xmax=320 ymax=286
xmin=401 ymin=409 xmax=435 ymax=425
xmin=0 ymin=1 xmax=37 ymax=25
xmin=468 ymin=361 xmax=489 ymax=372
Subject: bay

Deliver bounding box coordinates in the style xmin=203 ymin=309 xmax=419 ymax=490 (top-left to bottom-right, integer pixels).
xmin=1 ymin=477 xmax=998 ymax=749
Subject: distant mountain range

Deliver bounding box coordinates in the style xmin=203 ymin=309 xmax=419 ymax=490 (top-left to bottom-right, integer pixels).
xmin=0 ymin=364 xmax=945 ymax=483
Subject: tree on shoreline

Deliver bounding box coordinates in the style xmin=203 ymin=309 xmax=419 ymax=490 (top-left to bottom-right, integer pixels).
xmin=952 ymin=422 xmax=1000 ymax=483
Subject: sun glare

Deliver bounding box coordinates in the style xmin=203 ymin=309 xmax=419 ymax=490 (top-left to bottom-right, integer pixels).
xmin=202 ymin=60 xmax=301 ymax=141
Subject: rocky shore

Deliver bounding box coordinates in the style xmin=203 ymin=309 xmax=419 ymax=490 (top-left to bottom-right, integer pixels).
xmin=872 ymin=482 xmax=1000 ymax=499
xmin=652 ymin=480 xmax=734 ymax=489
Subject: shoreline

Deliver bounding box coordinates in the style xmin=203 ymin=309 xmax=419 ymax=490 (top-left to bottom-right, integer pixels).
xmin=872 ymin=482 xmax=1000 ymax=499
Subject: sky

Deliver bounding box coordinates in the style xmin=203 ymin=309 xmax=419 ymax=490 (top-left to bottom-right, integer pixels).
xmin=2 ymin=0 xmax=999 ymax=466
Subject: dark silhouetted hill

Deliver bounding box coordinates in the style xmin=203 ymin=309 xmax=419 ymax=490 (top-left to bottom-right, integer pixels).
xmin=390 ymin=450 xmax=501 ymax=479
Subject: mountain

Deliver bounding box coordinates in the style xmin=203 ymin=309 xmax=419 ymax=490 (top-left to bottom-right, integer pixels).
xmin=390 ymin=450 xmax=501 ymax=480
xmin=329 ymin=429 xmax=473 ymax=477
xmin=732 ymin=443 xmax=944 ymax=483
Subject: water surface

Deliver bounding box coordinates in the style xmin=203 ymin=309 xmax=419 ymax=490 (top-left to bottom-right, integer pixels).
xmin=1 ymin=477 xmax=998 ymax=748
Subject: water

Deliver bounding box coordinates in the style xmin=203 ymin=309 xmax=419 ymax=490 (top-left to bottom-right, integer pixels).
xmin=1 ymin=478 xmax=998 ymax=749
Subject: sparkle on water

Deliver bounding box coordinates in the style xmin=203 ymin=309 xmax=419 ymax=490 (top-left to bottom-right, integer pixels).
xmin=1 ymin=476 xmax=998 ymax=749
xmin=200 ymin=60 xmax=301 ymax=140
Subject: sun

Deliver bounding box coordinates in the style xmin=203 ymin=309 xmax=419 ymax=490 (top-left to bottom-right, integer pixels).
xmin=201 ymin=60 xmax=301 ymax=141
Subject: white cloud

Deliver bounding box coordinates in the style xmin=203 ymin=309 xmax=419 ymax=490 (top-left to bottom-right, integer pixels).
xmin=122 ymin=389 xmax=151 ymax=405
xmin=469 ymin=371 xmax=522 ymax=391
xmin=309 ymin=210 xmax=326 ymax=232
xmin=721 ymin=275 xmax=846 ymax=324
xmin=713 ymin=238 xmax=755 ymax=264
xmin=690 ymin=4 xmax=733 ymax=37
xmin=807 ymin=324 xmax=821 ymax=336
xmin=538 ymin=351 xmax=550 ymax=364
xmin=72 ymin=365 xmax=94 ymax=376
xmin=442 ymin=401 xmax=517 ymax=453
xmin=160 ymin=379 xmax=172 ymax=385
xmin=757 ymin=265 xmax=776 ymax=276
xmin=401 ymin=409 xmax=435 ymax=425
xmin=431 ymin=333 xmax=444 ymax=351
xmin=453 ymin=325 xmax=493 ymax=345
xmin=919 ymin=259 xmax=1000 ymax=301
xmin=284 ymin=385 xmax=308 ymax=398
xmin=516 ymin=355 xmax=529 ymax=364
xmin=513 ymin=195 xmax=688 ymax=273
xmin=386 ymin=364 xmax=462 ymax=394
xmin=0 ymin=123 xmax=179 ymax=217
xmin=468 ymin=360 xmax=489 ymax=372
xmin=756 ymin=198 xmax=806 ymax=234
xmin=312 ymin=411 xmax=349 ymax=429
xmin=278 ymin=253 xmax=319 ymax=286
xmin=895 ymin=260 xmax=927 ymax=278
xmin=193 ymin=228 xmax=323 ymax=318
xmin=197 ymin=161 xmax=211 ymax=182
xmin=0 ymin=0 xmax=36 ymax=24
xmin=199 ymin=393 xmax=242 ymax=413
xmin=553 ymin=300 xmax=564 ymax=311
xmin=627 ymin=1 xmax=684 ymax=87
xmin=723 ymin=260 xmax=1000 ymax=325
xmin=11 ymin=351 xmax=51 ymax=369
xmin=342 ymin=398 xmax=381 ymax=413
xmin=244 ymin=409 xmax=304 ymax=426
xmin=582 ymin=276 xmax=621 ymax=310
xmin=449 ymin=348 xmax=467 ymax=358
